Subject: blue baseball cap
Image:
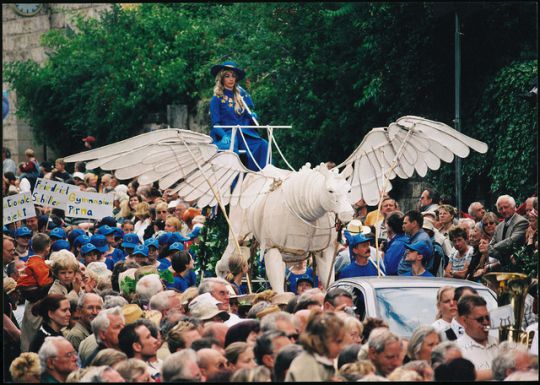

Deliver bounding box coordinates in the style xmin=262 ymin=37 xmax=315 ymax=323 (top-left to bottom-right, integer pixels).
xmin=132 ymin=244 xmax=149 ymax=257
xmin=144 ymin=238 xmax=159 ymax=249
xmin=168 ymin=232 xmax=190 ymax=245
xmin=74 ymin=235 xmax=91 ymax=248
xmin=15 ymin=227 xmax=32 ymax=238
xmin=344 ymin=230 xmax=371 ymax=248
xmin=3 ymin=225 xmax=13 ymax=237
xmin=121 ymin=233 xmax=140 ymax=248
xmin=51 ymin=239 xmax=70 ymax=252
xmin=187 ymin=227 xmax=202 ymax=240
xmin=296 ymin=274 xmax=314 ymax=286
xmin=49 ymin=227 xmax=67 ymax=240
xmin=68 ymin=229 xmax=85 ymax=246
xmin=112 ymin=227 xmax=124 ymax=239
xmin=81 ymin=243 xmax=98 ymax=256
xmin=169 ymin=242 xmax=184 ymax=252
xmin=90 ymin=234 xmax=109 ymax=253
xmin=158 ymin=232 xmax=171 ymax=246
xmin=97 ymin=225 xmax=116 ymax=236
xmin=405 ymin=241 xmax=432 ymax=259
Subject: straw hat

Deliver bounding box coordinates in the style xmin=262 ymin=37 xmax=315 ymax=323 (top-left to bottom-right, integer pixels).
xmin=143 ymin=309 xmax=162 ymax=328
xmin=122 ymin=304 xmax=143 ymax=324
xmin=271 ymin=292 xmax=296 ymax=306
xmin=3 ymin=277 xmax=17 ymax=295
xmin=346 ymin=219 xmax=371 ymax=235
xmin=256 ymin=305 xmax=281 ymax=319
xmin=190 ymin=303 xmax=230 ymax=322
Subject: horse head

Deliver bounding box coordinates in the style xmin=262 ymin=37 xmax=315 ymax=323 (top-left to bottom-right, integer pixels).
xmin=318 ymin=163 xmax=354 ymax=223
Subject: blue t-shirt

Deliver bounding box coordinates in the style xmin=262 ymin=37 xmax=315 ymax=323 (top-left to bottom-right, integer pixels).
xmin=401 ymin=270 xmax=434 ymax=277
xmin=166 ymin=270 xmax=197 ymax=293
xmin=157 ymin=258 xmax=171 ymax=271
xmin=104 ymin=248 xmax=125 ymax=271
xmin=338 ymin=261 xmax=380 ymax=279
xmin=229 ymin=281 xmax=249 ymax=295
xmin=286 ymin=267 xmax=319 ymax=294
xmin=384 ymin=234 xmax=408 ymax=275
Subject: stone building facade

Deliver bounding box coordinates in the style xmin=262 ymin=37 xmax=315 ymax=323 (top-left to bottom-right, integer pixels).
xmin=2 ymin=3 xmax=113 ymax=164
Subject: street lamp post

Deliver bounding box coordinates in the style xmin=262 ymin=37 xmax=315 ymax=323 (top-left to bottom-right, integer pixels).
xmin=454 ymin=11 xmax=462 ymax=218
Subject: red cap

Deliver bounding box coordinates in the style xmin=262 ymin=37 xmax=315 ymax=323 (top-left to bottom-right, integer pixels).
xmin=82 ymin=136 xmax=96 ymax=143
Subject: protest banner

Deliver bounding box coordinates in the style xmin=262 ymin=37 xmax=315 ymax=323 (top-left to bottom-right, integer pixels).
xmin=3 ymin=192 xmax=36 ymax=224
xmin=32 ymin=178 xmax=74 ymax=209
xmin=65 ymin=190 xmax=114 ymax=220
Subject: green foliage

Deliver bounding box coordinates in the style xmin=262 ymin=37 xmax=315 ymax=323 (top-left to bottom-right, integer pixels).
xmin=191 ymin=212 xmax=229 ymax=280
xmin=4 ymin=3 xmax=537 ymax=207
xmin=503 ymin=246 xmax=537 ymax=278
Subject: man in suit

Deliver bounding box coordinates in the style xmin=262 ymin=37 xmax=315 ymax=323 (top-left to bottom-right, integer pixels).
xmin=486 ymin=194 xmax=528 ymax=266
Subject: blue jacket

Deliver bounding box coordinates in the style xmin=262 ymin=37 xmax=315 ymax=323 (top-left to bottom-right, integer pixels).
xmin=384 ymin=234 xmax=408 ymax=275
xmin=210 ymin=88 xmax=261 ymax=146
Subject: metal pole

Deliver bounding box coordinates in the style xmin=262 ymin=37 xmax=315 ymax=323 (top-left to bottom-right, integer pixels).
xmin=454 ymin=12 xmax=462 ymax=218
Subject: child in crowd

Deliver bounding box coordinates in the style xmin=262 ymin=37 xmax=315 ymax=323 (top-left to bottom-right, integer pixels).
xmin=444 ymin=227 xmax=474 ymax=279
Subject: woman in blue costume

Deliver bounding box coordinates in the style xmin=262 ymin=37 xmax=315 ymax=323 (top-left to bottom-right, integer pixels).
xmin=209 ymin=61 xmax=269 ymax=171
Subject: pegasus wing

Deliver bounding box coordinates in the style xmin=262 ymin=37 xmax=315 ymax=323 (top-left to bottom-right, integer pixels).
xmin=337 ymin=116 xmax=488 ymax=206
xmin=64 ymin=129 xmax=284 ymax=208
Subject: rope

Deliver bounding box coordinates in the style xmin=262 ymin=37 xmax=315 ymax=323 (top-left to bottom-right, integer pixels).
xmin=267 ymin=128 xmax=296 ymax=171
xmin=237 ymin=126 xmax=264 ymax=172
xmin=171 ymin=139 xmax=253 ymax=293
xmin=373 ymin=125 xmax=416 ymax=277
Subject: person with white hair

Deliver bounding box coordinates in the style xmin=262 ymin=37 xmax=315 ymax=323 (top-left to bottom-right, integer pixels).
xmin=149 ymin=290 xmax=183 ymax=317
xmin=486 ymin=194 xmax=528 ymax=267
xmin=492 ymin=342 xmax=535 ymax=381
xmin=38 ymin=336 xmax=80 ymax=382
xmin=161 ymin=349 xmax=203 ymax=382
xmin=82 ymin=306 xmax=126 ymax=367
xmin=135 ymin=274 xmax=163 ymax=309
xmin=468 ymin=202 xmax=486 ymax=223
xmin=65 ymin=293 xmax=103 ymax=351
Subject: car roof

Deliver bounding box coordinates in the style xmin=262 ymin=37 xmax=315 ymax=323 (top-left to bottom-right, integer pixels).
xmin=333 ymin=276 xmax=492 ymax=291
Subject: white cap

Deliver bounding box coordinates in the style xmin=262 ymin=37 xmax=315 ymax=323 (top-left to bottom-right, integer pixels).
xmin=188 ymin=292 xmax=222 ymax=311
xmin=168 ymin=200 xmax=179 ymax=209
xmin=73 ymin=171 xmax=85 ymax=180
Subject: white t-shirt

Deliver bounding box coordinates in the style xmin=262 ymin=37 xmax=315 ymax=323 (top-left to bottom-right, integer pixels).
xmin=456 ymin=333 xmax=499 ymax=370
xmin=448 ymin=246 xmax=474 ymax=273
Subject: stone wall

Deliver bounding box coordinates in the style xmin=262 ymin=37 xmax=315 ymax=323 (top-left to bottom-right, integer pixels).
xmin=2 ymin=3 xmax=112 ymax=164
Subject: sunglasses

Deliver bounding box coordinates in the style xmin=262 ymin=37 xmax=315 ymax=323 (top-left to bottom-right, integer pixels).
xmin=483 ymin=221 xmax=496 ymax=226
xmin=469 ymin=315 xmax=490 ymax=323
xmin=157 ymin=210 xmax=168 ymax=214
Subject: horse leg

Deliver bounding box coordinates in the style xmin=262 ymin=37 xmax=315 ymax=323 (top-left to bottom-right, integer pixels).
xmin=264 ymin=248 xmax=286 ymax=293
xmin=316 ymin=246 xmax=337 ymax=290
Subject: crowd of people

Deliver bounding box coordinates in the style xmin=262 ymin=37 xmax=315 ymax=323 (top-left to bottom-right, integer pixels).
xmin=3 ymin=144 xmax=538 ymax=382
xmin=4 ymin=54 xmax=538 ymax=382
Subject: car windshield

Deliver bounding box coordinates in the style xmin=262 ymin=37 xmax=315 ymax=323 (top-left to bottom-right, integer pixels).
xmin=375 ymin=287 xmax=497 ymax=338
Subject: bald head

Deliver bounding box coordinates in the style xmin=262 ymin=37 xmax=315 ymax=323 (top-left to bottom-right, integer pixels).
xmin=196 ymin=348 xmax=227 ymax=380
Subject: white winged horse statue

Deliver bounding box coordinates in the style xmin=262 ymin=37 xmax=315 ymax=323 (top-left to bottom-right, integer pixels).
xmin=64 ymin=116 xmax=488 ymax=292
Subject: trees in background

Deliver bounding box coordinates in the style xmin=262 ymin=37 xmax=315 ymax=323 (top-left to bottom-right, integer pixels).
xmin=4 ymin=3 xmax=537 ymax=205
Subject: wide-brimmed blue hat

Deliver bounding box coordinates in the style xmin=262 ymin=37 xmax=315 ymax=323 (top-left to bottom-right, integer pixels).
xmin=133 ymin=244 xmax=149 ymax=257
xmin=15 ymin=226 xmax=32 ymax=238
xmin=122 ymin=233 xmax=139 ymax=249
xmin=344 ymin=230 xmax=371 ymax=248
xmin=90 ymin=234 xmax=109 ymax=253
xmin=51 ymin=239 xmax=70 ymax=252
xmin=49 ymin=227 xmax=67 ymax=240
xmin=405 ymin=241 xmax=431 ymax=259
xmin=296 ymin=274 xmax=314 ymax=286
xmin=210 ymin=60 xmax=245 ymax=80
